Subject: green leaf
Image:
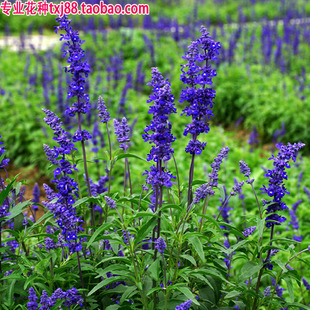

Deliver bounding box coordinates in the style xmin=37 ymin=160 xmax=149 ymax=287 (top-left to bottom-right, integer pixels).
xmin=257 ymin=217 xmax=265 ymax=239
xmin=274 ymin=259 xmax=288 ymax=274
xmin=134 ymin=217 xmax=157 ymax=248
xmin=180 ymin=254 xmax=197 ymax=266
xmin=225 ymin=290 xmax=240 ymax=299
xmin=285 ymin=303 xmax=310 ymax=310
xmin=239 ymin=262 xmax=263 ymax=282
xmin=114 ymin=153 xmax=148 ymax=163
xmin=28 ymin=212 xmax=53 ymax=232
xmin=6 ymin=200 xmax=30 ymax=221
xmin=119 ymin=286 xmax=137 ymax=304
xmin=191 ymin=180 xmax=207 ymax=186
xmin=159 ymin=204 xmax=183 ymax=212
xmin=0 ymin=176 xmax=17 ymax=206
xmin=105 ymin=305 xmax=120 ymax=310
xmin=188 ymin=237 xmax=205 ymax=263
xmin=87 ymin=222 xmax=114 ymax=248
xmin=226 ymin=240 xmax=250 ymax=256
xmin=283 ymin=275 xmax=294 ymax=302
xmin=13 ymin=212 xmax=24 ymax=232
xmin=8 ymin=280 xmax=16 ymax=307
xmin=73 ymin=197 xmax=89 ymax=208
xmin=148 ymin=259 xmax=160 ymax=282
xmin=88 ymin=276 xmax=129 ymax=296
xmin=176 ymin=287 xmax=199 ymax=305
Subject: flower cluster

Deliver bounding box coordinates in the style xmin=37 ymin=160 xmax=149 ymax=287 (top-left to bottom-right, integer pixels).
xmin=42 ymin=109 xmax=83 ymax=253
xmin=28 ymin=287 xmax=83 ymax=309
xmin=260 ymin=142 xmax=305 ymax=227
xmin=180 ymin=26 xmax=221 ymax=155
xmin=155 ymin=237 xmax=166 ymax=254
xmin=143 ymin=165 xmax=175 ymax=189
xmin=104 ymin=196 xmax=116 ymax=209
xmin=239 ymin=160 xmax=254 ymax=184
xmin=302 ymin=278 xmax=310 ymax=290
xmin=142 ymin=67 xmax=177 ymax=162
xmin=27 ymin=287 xmax=38 ymax=310
xmin=289 ymin=199 xmax=303 ymax=241
xmin=175 ymin=300 xmax=192 ymax=310
xmin=98 ymin=96 xmax=111 ymax=123
xmin=231 ymin=181 xmax=244 ymax=196
xmin=55 ymin=15 xmax=91 ymax=117
xmin=242 ymin=226 xmax=256 ymax=237
xmin=193 ymin=146 xmax=229 ymax=203
xmin=0 ymin=135 xmax=9 ymax=169
xmin=114 ymin=117 xmax=131 ymax=151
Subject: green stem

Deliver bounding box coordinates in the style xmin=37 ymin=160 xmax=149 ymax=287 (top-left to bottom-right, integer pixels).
xmin=249 ymin=179 xmax=262 ymax=219
xmin=199 ymin=195 xmax=210 ymax=232
xmin=172 ymin=153 xmax=181 ymax=202
xmin=77 ymin=111 xmax=95 ymax=226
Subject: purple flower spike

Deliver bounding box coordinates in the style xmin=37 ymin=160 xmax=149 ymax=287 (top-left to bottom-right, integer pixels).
xmin=143 ymin=67 xmax=177 ymax=162
xmin=0 ymin=135 xmax=10 ymax=169
xmin=193 ymin=183 xmax=213 ymax=204
xmin=104 ymin=196 xmax=116 ymax=209
xmin=98 ymin=96 xmax=111 ymax=123
xmin=303 ymin=278 xmax=310 ymax=290
xmin=32 ymin=183 xmax=40 ymax=211
xmin=209 ymin=146 xmax=230 ymax=189
xmin=239 ymin=160 xmax=254 ymax=184
xmin=155 ymin=237 xmax=166 ymax=254
xmin=180 ymin=26 xmax=221 ymax=156
xmin=193 ymin=146 xmax=229 ymax=204
xmin=175 ymin=299 xmax=192 ymax=310
xmin=242 ymin=226 xmax=256 ymax=237
xmin=260 ymin=142 xmax=305 ymax=228
xmin=55 ymin=15 xmax=91 ymax=117
xmin=231 ymin=181 xmax=244 ymax=196
xmin=264 ymin=286 xmax=271 ymax=297
xmin=27 ymin=287 xmax=38 ymax=310
xmin=114 ymin=117 xmax=131 ymax=151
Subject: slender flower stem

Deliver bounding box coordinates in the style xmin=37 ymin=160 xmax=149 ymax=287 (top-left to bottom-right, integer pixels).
xmin=71 ymin=153 xmax=82 ymax=199
xmin=187 ymin=151 xmax=196 ymax=207
xmin=162 ymin=253 xmax=168 ymax=310
xmin=157 ymin=185 xmax=164 ymax=240
xmin=252 ymin=224 xmax=275 ymax=310
xmin=50 ymin=257 xmax=54 ymax=290
xmin=77 ymin=250 xmax=87 ymax=309
xmin=242 ymin=199 xmax=246 ymax=229
xmin=249 ymin=179 xmax=262 ymax=219
xmin=172 ymin=154 xmax=181 ymax=202
xmin=124 ymin=145 xmax=134 ymax=214
xmin=215 ymin=194 xmax=232 ymax=221
xmin=199 ymin=195 xmax=210 ymax=232
xmin=77 ymin=111 xmax=95 ymax=226
xmin=106 ymin=123 xmax=112 ymax=160
xmin=138 ymin=187 xmax=144 ymax=227
xmin=152 ymin=185 xmax=159 ymax=251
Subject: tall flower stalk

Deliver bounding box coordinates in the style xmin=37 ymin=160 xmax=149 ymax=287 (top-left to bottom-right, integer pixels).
xmin=55 ymin=15 xmax=94 ymax=225
xmin=180 ymin=26 xmax=221 ymax=206
xmin=143 ymin=67 xmax=176 ymax=247
xmin=253 ymin=142 xmax=305 ymax=309
xmin=42 ymin=109 xmax=87 ymax=306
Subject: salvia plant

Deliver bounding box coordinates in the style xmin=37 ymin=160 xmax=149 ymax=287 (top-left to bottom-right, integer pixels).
xmin=0 ymin=15 xmax=310 ymax=310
